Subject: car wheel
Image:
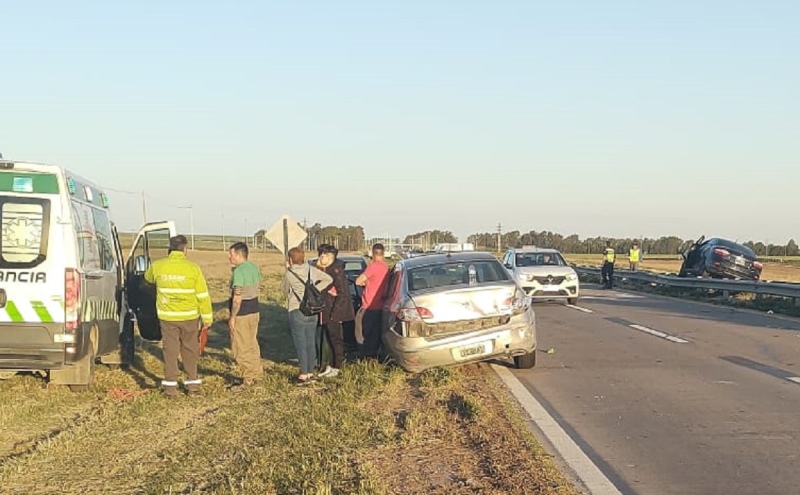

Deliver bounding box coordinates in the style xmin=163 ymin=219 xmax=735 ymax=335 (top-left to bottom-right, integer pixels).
xmin=514 ymin=352 xmax=537 ymax=369
xmin=567 ymin=297 xmax=578 ymax=305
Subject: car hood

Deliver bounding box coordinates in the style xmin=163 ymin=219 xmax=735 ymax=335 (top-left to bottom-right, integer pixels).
xmin=515 ymin=266 xmax=575 ymax=277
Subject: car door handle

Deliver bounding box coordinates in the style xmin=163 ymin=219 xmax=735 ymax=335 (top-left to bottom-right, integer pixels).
xmin=85 ymin=271 xmax=105 ymax=280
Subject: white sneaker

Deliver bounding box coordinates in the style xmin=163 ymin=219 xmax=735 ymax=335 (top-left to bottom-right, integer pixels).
xmin=323 ymin=367 xmax=340 ymax=378
xmin=317 ymin=366 xmax=333 ymax=377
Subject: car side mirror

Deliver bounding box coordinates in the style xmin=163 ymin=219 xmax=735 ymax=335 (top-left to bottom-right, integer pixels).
xmin=504 ymin=263 xmax=512 ymax=269
xmin=133 ymin=255 xmax=149 ymax=275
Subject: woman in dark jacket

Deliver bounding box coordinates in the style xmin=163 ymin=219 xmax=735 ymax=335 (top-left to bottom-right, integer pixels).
xmin=315 ymin=244 xmax=355 ymax=378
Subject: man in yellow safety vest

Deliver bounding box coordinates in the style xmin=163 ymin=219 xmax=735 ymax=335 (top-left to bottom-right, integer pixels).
xmin=601 ymin=241 xmax=616 ymax=289
xmin=629 ymin=242 xmax=641 ymax=271
xmin=145 ymin=235 xmax=214 ymax=398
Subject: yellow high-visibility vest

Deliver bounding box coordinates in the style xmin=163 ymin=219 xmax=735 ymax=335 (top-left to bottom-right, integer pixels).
xmin=144 ymin=251 xmax=214 ymax=324
xmin=629 ymin=248 xmax=640 ymax=263
xmin=604 ymin=248 xmax=615 ymax=263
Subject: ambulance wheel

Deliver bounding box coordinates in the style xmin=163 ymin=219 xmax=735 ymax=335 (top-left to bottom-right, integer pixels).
xmin=68 ymin=329 xmax=98 ymax=392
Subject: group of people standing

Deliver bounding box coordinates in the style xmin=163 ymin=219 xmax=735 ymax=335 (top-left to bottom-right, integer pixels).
xmin=281 ymin=243 xmax=389 ymax=384
xmin=601 ymin=241 xmax=642 ymax=289
xmin=143 ymin=236 xmax=390 ymax=395
xmin=145 ymin=236 xmax=264 ymax=397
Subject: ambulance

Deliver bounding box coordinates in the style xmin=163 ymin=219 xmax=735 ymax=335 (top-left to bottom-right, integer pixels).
xmin=0 ymin=157 xmax=175 ymax=390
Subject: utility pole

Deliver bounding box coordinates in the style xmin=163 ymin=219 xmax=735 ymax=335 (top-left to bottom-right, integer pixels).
xmin=141 ymin=191 xmax=147 ymax=224
xmin=221 ymin=210 xmax=226 ymax=251
xmin=496 ymin=223 xmax=502 ymax=254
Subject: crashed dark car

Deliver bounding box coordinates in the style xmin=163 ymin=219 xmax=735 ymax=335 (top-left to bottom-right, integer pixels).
xmin=678 ymin=236 xmax=762 ymax=280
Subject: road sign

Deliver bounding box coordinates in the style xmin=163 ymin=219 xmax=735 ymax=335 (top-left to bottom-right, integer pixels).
xmin=265 ymin=215 xmax=307 ymax=255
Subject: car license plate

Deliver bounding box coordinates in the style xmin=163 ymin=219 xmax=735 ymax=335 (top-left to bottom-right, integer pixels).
xmin=453 ymin=341 xmax=493 ymax=361
xmin=543 ymin=285 xmax=559 ymax=291
xmin=735 ymin=257 xmax=747 ymax=266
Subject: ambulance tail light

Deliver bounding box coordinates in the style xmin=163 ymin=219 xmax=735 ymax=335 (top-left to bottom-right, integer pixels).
xmin=65 ymin=269 xmax=81 ymax=330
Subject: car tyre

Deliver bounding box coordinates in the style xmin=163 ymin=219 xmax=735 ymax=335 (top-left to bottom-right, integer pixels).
xmin=514 ymin=351 xmax=537 ymax=369
xmin=567 ymin=297 xmax=578 ymax=305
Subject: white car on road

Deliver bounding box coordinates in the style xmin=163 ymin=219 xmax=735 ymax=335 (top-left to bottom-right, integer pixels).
xmin=501 ymin=248 xmax=580 ymax=305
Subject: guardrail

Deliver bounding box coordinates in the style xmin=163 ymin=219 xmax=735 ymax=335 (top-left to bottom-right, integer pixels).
xmin=573 ymin=266 xmax=800 ymax=303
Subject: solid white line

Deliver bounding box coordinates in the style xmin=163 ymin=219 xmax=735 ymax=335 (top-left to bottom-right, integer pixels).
xmin=629 ymin=324 xmax=689 ymax=344
xmin=491 ymin=364 xmax=623 ymax=495
xmin=566 ymin=304 xmax=594 ymax=313
xmin=786 ymin=377 xmax=800 ymax=385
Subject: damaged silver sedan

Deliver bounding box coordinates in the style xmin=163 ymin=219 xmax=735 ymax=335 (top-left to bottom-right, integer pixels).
xmin=381 ymin=252 xmax=537 ymax=372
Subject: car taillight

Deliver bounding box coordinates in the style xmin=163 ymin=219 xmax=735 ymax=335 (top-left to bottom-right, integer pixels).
xmin=65 ymin=268 xmax=81 ymax=331
xmin=504 ymin=290 xmax=530 ymax=315
xmin=753 ymin=261 xmax=763 ymax=270
xmin=713 ymin=248 xmax=730 ymax=257
xmin=397 ymin=307 xmax=433 ymax=321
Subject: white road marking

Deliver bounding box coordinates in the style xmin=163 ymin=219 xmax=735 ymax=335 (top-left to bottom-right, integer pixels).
xmin=786 ymin=377 xmax=800 ymax=385
xmin=629 ymin=324 xmax=690 ymax=344
xmin=566 ymin=304 xmax=594 ymax=313
xmin=491 ymin=364 xmax=624 ymax=495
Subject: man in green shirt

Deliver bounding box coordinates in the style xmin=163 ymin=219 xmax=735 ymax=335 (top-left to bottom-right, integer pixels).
xmin=228 ymin=242 xmax=263 ymax=387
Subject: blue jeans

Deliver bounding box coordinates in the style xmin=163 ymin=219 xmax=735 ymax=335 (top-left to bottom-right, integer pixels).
xmin=289 ymin=310 xmax=318 ymax=374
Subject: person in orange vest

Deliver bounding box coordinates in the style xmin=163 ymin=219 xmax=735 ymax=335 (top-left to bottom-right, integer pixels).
xmin=601 ymin=241 xmax=616 ymax=289
xmin=629 ymin=242 xmax=641 ymax=271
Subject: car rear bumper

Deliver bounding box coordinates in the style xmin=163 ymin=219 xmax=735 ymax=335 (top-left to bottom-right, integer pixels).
xmin=0 ymin=323 xmax=66 ymax=371
xmin=708 ymin=262 xmax=761 ymax=280
xmin=383 ymin=314 xmax=536 ymax=373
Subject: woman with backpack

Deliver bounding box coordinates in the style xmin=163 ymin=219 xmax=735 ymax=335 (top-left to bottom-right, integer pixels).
xmin=315 ymin=244 xmax=356 ymax=378
xmin=281 ymin=247 xmax=332 ymax=384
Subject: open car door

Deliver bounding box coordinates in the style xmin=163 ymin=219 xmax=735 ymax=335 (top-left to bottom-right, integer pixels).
xmin=125 ymin=221 xmax=177 ymax=341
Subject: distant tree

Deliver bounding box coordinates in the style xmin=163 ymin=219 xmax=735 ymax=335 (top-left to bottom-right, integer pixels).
xmin=787 ymin=239 xmax=799 ymax=256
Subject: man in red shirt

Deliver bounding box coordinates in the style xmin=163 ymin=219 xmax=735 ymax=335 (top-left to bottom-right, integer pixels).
xmin=355 ymin=243 xmax=390 ymax=359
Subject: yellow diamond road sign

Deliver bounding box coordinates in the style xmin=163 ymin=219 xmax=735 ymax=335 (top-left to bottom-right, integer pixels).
xmin=265 ymin=215 xmax=307 ymax=255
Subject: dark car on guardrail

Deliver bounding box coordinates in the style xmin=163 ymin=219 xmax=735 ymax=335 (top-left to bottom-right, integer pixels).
xmin=678 ymin=236 xmax=762 ymax=280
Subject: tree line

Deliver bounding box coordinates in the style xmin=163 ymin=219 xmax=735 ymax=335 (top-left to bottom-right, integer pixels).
xmin=465 ymin=230 xmax=800 ymax=257
xmin=250 ymin=224 xmax=799 ymax=257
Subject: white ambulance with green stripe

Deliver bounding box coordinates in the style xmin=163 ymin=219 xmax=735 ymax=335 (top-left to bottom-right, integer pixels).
xmin=0 ymin=158 xmax=175 ymax=390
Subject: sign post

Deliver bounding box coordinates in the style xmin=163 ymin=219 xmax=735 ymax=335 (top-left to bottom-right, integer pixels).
xmin=265 ymin=214 xmax=308 ymax=262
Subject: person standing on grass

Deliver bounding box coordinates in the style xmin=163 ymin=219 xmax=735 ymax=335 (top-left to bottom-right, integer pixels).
xmin=144 ymin=235 xmax=213 ymax=398
xmin=315 ymin=244 xmax=354 ymax=378
xmin=227 ymin=242 xmax=264 ymax=388
xmin=355 ymin=243 xmax=390 ymax=359
xmin=629 ymin=242 xmax=641 ymax=271
xmin=281 ymin=247 xmax=333 ymax=384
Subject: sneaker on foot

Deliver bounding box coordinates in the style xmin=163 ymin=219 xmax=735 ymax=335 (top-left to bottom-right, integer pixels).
xmin=322 ymin=367 xmax=340 ymax=378
xmin=317 ymin=366 xmax=333 ymax=377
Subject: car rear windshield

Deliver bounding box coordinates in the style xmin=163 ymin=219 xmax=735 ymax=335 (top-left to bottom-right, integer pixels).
xmin=0 ymin=198 xmax=50 ymax=268
xmin=515 ymin=252 xmax=567 ymax=267
xmin=408 ymin=260 xmax=510 ymax=291
xmin=712 ymin=240 xmax=756 ymax=257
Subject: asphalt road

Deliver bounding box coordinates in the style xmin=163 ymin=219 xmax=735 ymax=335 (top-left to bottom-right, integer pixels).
xmin=512 ymin=285 xmax=800 ymax=495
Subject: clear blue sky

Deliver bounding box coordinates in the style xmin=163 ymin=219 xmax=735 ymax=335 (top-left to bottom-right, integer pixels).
xmin=2 ymin=1 xmax=798 ymax=243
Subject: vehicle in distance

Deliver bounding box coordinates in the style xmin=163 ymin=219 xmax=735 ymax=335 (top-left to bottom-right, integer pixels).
xmin=501 ymin=247 xmax=580 ymax=305
xmin=678 ymin=236 xmax=762 ymax=280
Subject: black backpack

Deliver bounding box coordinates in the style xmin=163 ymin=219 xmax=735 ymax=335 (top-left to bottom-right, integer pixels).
xmin=289 ymin=267 xmax=328 ymax=316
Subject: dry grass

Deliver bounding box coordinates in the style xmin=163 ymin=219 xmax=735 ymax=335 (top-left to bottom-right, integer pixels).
xmin=0 ymin=251 xmax=578 ymax=495
xmin=564 ymin=253 xmax=800 ymax=282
